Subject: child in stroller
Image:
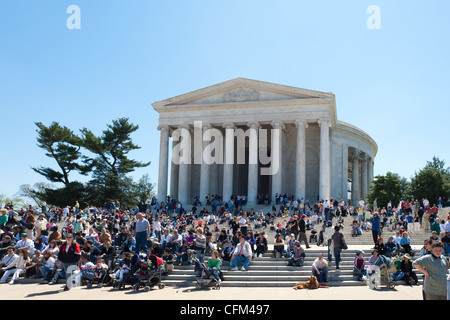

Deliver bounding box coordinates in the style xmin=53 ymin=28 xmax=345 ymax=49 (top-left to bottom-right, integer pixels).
xmin=131 ymin=249 xmax=165 ymax=292
xmin=368 ymin=254 xmax=397 ymax=289
xmin=79 ymin=254 xmax=109 ymax=288
xmin=111 ymin=252 xmax=133 ymax=289
xmin=193 ymin=254 xmax=221 ymax=290
xmin=89 ymin=257 xmax=109 ymax=288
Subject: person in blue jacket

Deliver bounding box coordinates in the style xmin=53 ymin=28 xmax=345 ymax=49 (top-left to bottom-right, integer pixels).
xmin=370 ymin=212 xmax=381 ymax=246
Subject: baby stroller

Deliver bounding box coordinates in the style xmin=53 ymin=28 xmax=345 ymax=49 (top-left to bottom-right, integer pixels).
xmin=368 ymin=255 xmax=396 ymax=289
xmin=132 ymin=260 xmax=165 ymax=292
xmin=192 ymin=257 xmax=221 ymax=290
xmin=83 ymin=268 xmax=110 ymax=289
xmin=112 ymin=253 xmax=143 ymax=290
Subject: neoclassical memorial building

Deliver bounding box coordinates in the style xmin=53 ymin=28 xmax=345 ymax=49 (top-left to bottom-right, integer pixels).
xmin=152 ymin=78 xmax=377 ymax=206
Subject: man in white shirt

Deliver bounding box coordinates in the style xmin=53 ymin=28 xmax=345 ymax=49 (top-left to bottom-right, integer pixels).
xmin=231 ymin=236 xmax=252 ymax=271
xmin=393 ymin=231 xmax=402 ymax=247
xmin=312 ymin=253 xmax=329 ymax=282
xmin=169 ymin=229 xmax=182 ymax=253
xmin=63 ymin=206 xmax=70 ymax=219
xmin=161 ymin=229 xmax=172 ymax=251
xmin=239 ymin=213 xmax=248 ymax=236
xmin=15 ymin=233 xmax=35 ymax=255
xmin=0 ymin=247 xmax=18 ymax=271
xmin=293 ymin=200 xmax=298 ymax=210
xmin=444 ymin=219 xmax=450 ymax=234
xmin=359 ymin=199 xmax=365 ymax=208
xmin=153 ymin=217 xmax=162 ymax=242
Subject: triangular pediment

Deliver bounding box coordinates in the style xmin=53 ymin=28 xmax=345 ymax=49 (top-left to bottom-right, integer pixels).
xmin=153 ymin=78 xmax=334 ymax=109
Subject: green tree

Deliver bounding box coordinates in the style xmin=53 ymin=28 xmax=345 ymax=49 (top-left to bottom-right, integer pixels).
xmin=32 ymin=118 xmax=150 ymax=208
xmin=32 ymin=122 xmax=90 ymax=186
xmin=410 ymin=156 xmax=450 ymax=205
xmin=367 ymin=172 xmax=405 ymax=209
xmin=132 ymin=174 xmax=155 ymax=203
xmin=80 ymin=118 xmax=150 ymax=204
xmin=41 ymin=182 xmax=97 ymax=209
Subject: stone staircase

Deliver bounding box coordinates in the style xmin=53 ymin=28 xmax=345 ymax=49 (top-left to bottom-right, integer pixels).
xmin=159 ymin=206 xmax=449 ymax=288
xmin=164 ymin=250 xmax=383 ymax=287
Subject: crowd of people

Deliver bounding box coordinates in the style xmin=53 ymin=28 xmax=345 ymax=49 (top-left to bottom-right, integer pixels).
xmin=0 ymin=194 xmax=448 ymax=299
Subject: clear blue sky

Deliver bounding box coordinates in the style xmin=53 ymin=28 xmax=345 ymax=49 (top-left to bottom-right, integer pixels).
xmin=0 ymin=0 xmax=449 ymax=201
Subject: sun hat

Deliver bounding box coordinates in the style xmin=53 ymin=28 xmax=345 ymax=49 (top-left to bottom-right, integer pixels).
xmin=402 ymin=253 xmax=413 ymax=260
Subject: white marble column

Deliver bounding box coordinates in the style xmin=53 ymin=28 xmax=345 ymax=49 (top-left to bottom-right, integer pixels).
xmin=222 ymin=122 xmax=235 ymax=203
xmin=351 ymin=150 xmax=360 ymax=206
xmin=294 ymin=120 xmax=308 ymax=200
xmin=210 ymin=160 xmax=219 ymax=196
xmin=361 ymin=153 xmax=368 ymax=201
xmin=170 ymin=130 xmax=179 ymax=200
xmin=247 ymin=121 xmax=259 ymax=205
xmin=342 ymin=144 xmax=349 ymax=201
xmin=177 ymin=123 xmax=190 ymax=205
xmin=367 ymin=157 xmax=374 ymax=194
xmin=199 ymin=123 xmax=212 ymax=204
xmin=318 ymin=120 xmax=331 ymax=201
xmin=271 ymin=121 xmax=283 ymax=202
xmin=157 ymin=125 xmax=170 ymax=203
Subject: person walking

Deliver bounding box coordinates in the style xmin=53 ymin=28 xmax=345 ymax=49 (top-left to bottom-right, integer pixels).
xmin=325 ymin=221 xmax=334 ymax=263
xmin=331 ymin=225 xmax=346 ymax=270
xmin=298 ymin=215 xmax=310 ymax=249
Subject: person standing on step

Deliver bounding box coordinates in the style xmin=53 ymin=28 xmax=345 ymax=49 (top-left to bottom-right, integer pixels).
xmin=289 ymin=216 xmax=299 ymax=240
xmin=239 ymin=213 xmax=248 ymax=237
xmin=325 ymin=221 xmax=334 ymax=264
xmin=298 ymin=215 xmax=310 ymax=249
xmin=370 ymin=212 xmax=381 ymax=246
xmin=331 ymin=225 xmax=346 ymax=270
xmin=133 ymin=213 xmax=151 ymax=254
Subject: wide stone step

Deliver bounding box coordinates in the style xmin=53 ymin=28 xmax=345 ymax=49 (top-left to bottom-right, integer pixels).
xmin=172 ymin=265 xmax=424 ymax=275
xmin=168 ymin=271 xmax=358 ymax=280
xmin=161 ymin=278 xmax=424 ymax=288
xmin=161 ymin=279 xmax=362 ymax=287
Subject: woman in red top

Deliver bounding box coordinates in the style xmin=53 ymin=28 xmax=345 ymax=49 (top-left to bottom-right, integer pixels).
xmin=58 ymin=234 xmax=81 ymax=290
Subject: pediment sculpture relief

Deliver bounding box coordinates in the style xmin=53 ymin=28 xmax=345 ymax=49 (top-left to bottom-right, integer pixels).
xmin=223 ymin=88 xmax=260 ymax=102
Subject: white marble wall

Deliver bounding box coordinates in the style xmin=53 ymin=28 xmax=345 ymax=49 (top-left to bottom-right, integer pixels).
xmin=155 ymin=79 xmax=377 ymax=205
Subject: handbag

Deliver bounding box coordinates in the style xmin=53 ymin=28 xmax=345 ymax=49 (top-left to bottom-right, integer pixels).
xmin=342 ymin=238 xmax=348 ymax=250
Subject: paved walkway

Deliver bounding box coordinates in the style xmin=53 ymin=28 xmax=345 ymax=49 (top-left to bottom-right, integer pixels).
xmin=0 ymin=282 xmax=424 ymax=300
